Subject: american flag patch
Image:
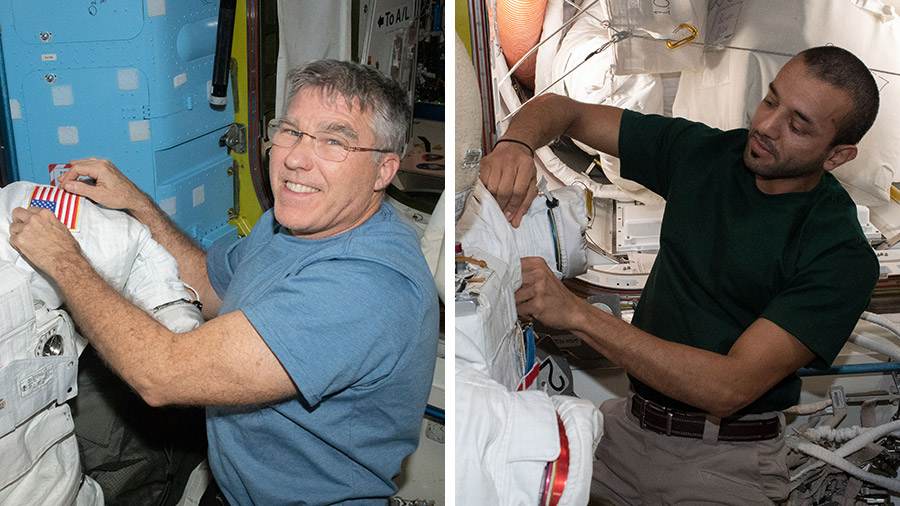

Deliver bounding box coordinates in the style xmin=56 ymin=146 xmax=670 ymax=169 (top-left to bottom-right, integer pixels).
xmin=48 ymin=163 xmax=71 ymax=187
xmin=29 ymin=185 xmax=82 ymax=231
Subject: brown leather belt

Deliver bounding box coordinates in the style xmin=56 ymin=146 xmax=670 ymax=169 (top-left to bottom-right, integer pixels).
xmin=630 ymin=394 xmax=780 ymax=442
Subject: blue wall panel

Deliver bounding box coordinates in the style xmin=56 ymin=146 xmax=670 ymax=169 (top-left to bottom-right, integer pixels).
xmin=0 ymin=0 xmax=237 ymax=247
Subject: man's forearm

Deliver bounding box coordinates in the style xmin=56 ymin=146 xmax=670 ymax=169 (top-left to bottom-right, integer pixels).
xmin=51 ymin=252 xmax=177 ymax=403
xmin=504 ymin=94 xmax=622 ymax=157
xmin=568 ymin=303 xmax=742 ymax=415
xmin=502 ymin=94 xmax=578 ymax=149
xmin=48 ymin=251 xmax=297 ymax=407
xmin=565 ymin=301 xmax=810 ymax=417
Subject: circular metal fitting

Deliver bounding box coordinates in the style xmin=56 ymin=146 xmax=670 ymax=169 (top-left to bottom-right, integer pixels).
xmin=42 ymin=334 xmax=64 ymax=356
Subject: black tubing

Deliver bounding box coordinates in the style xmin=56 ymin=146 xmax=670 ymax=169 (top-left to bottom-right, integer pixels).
xmin=210 ymin=0 xmax=237 ymax=110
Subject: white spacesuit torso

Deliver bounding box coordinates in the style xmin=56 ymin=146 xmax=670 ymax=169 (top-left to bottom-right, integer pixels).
xmin=0 ymin=181 xmax=204 ymax=505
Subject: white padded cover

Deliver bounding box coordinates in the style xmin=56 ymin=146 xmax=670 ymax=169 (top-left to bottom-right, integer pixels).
xmin=606 ymin=0 xmax=707 ymax=75
xmin=457 ymin=181 xmax=524 ymax=389
xmin=456 ymin=32 xmax=484 ymax=195
xmin=546 ymin=0 xmax=666 ymax=205
xmin=673 ymin=0 xmax=900 ymax=208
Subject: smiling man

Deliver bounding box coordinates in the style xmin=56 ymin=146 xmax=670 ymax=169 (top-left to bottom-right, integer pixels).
xmin=268 ymin=82 xmax=402 ymax=238
xmin=478 ymin=46 xmax=880 ymax=504
xmin=8 ymin=60 xmax=439 ymax=505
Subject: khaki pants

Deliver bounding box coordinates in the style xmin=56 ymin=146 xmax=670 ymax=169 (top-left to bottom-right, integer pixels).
xmin=590 ymin=397 xmax=790 ymax=506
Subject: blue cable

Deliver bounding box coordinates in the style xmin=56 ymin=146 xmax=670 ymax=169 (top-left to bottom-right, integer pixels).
xmin=523 ymin=324 xmax=536 ymax=374
xmin=798 ymin=362 xmax=900 ymax=377
xmin=425 ymin=404 xmax=445 ymax=421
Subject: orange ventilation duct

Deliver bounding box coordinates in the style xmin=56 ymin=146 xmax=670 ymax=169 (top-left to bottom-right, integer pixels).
xmin=496 ymin=0 xmax=548 ymax=90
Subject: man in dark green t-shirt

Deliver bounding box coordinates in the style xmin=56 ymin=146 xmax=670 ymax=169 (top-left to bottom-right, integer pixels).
xmin=479 ymin=46 xmax=880 ymax=503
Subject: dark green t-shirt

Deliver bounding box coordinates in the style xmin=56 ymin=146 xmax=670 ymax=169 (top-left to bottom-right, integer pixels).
xmin=617 ymin=110 xmax=879 ymax=414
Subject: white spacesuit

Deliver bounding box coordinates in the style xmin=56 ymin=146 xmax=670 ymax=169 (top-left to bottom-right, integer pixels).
xmin=0 ymin=181 xmax=204 ymax=505
xmin=455 ymin=26 xmax=603 ymax=504
xmin=455 ymin=175 xmax=604 ymax=506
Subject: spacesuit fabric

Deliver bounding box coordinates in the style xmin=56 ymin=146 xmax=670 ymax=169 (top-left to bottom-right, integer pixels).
xmin=205 ymin=203 xmax=439 ymax=505
xmin=616 ymin=110 xmax=879 ymax=414
xmin=0 ymin=182 xmax=204 ymax=505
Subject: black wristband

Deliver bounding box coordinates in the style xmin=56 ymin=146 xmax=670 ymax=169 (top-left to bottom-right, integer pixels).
xmin=494 ymin=138 xmax=535 ymax=158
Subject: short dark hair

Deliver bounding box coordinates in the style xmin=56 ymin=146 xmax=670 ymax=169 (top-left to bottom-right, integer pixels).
xmin=798 ymin=46 xmax=879 ymax=146
xmin=284 ymin=59 xmax=411 ymax=155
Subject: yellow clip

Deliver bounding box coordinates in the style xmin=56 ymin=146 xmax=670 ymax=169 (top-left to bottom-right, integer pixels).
xmin=585 ymin=187 xmax=594 ymax=220
xmin=666 ymin=23 xmax=698 ymax=50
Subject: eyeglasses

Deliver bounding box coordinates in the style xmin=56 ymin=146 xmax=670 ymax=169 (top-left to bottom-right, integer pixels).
xmin=267 ymin=119 xmax=392 ymax=162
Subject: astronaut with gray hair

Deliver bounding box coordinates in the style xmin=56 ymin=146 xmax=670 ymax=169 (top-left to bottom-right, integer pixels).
xmin=8 ymin=59 xmax=439 ymax=505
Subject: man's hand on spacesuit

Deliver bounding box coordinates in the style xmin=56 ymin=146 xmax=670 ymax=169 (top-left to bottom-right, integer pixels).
xmin=8 ymin=206 xmax=85 ymax=278
xmin=479 ymin=141 xmax=539 ymax=228
xmin=515 ymin=256 xmax=583 ymax=329
xmin=57 ymin=157 xmax=150 ymax=214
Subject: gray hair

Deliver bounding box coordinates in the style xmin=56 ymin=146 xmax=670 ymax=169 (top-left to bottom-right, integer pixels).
xmin=283 ymin=59 xmax=411 ymax=156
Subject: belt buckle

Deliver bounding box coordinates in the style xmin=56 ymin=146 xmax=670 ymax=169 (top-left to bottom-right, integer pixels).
xmin=642 ymin=397 xmax=676 ymax=436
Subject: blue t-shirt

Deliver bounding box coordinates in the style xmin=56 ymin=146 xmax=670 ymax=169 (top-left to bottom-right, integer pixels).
xmin=205 ymin=203 xmax=439 ymax=505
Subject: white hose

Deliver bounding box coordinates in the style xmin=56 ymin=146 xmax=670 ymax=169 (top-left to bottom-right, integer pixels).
xmin=799 ymin=425 xmax=868 ymax=445
xmin=788 ymin=314 xmax=900 ymax=489
xmin=848 ymin=331 xmax=900 ymax=363
xmin=786 ymin=316 xmax=900 ymax=416
xmin=827 ymin=419 xmax=900 ymax=459
xmin=791 ymin=419 xmax=900 ymax=484
xmin=794 ymin=441 xmax=900 ymax=493
xmin=861 ymin=311 xmax=900 ymax=339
